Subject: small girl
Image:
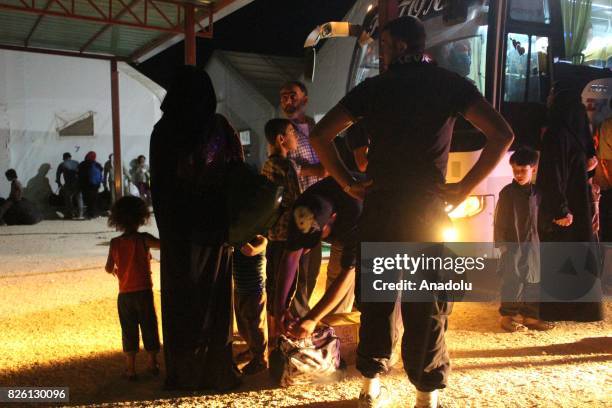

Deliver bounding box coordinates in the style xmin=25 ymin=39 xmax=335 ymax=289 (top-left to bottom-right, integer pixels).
xmin=105 ymin=196 xmax=161 ymax=380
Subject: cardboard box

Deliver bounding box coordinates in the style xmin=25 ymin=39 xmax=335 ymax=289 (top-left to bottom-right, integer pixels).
xmin=321 ymin=312 xmax=360 ymax=365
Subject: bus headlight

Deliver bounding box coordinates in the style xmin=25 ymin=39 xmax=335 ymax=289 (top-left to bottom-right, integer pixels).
xmin=447 ymin=196 xmax=484 ymax=219
xmin=442 ymin=227 xmax=459 ymax=242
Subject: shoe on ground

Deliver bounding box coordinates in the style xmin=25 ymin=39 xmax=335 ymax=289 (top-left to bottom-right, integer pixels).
xmin=358 ymin=385 xmax=388 ymax=408
xmin=523 ymin=317 xmax=555 ymax=331
xmin=500 ymin=316 xmax=528 ymax=332
xmin=241 ymin=358 xmax=267 ymax=375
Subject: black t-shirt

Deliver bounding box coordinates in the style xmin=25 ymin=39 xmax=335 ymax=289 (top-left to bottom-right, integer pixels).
xmin=339 ymin=61 xmax=482 ymax=193
xmin=286 ymin=177 xmax=362 ymax=269
xmin=345 ymin=122 xmax=370 ymax=151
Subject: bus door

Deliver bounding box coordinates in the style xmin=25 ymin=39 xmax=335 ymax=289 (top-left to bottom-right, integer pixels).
xmin=493 ymin=0 xmax=565 ymax=149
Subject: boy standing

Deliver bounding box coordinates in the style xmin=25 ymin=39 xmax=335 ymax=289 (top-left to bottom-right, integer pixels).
xmin=233 ymin=234 xmax=269 ymax=375
xmin=495 ymin=148 xmax=554 ymax=332
xmin=261 ymin=119 xmax=301 ymax=338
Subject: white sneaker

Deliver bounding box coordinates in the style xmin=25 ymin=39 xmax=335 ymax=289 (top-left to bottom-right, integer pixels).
xmin=358 ymin=386 xmax=388 ymax=408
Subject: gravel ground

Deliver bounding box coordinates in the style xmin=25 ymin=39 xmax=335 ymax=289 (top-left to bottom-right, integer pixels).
xmin=0 ymin=219 xmax=610 ymax=407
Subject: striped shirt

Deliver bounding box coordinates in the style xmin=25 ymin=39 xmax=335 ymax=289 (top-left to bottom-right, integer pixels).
xmin=287 ymin=117 xmax=321 ymax=191
xmin=233 ymin=250 xmax=266 ymax=294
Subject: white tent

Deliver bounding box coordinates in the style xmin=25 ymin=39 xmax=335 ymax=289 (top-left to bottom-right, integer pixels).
xmin=0 ymin=50 xmax=165 ymax=213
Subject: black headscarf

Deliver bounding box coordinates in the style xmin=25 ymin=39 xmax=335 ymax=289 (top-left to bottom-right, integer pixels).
xmin=548 ymin=80 xmax=593 ymax=156
xmin=160 ymin=65 xmax=217 ymax=149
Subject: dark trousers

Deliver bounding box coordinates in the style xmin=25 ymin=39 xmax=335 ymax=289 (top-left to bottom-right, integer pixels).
xmin=61 ymin=183 xmax=83 ymax=218
xmin=355 ymin=191 xmax=452 ymax=392
xmin=0 ymin=199 xmax=14 ymax=222
xmin=265 ymin=240 xmax=286 ymax=316
xmin=499 ymin=283 xmax=540 ymax=318
xmin=117 ymin=289 xmax=160 ymax=353
xmin=235 ymin=290 xmax=268 ymax=361
xmin=357 ymin=299 xmax=451 ymax=391
xmin=290 ymin=242 xmax=322 ymax=317
xmin=160 ymin=239 xmax=237 ymax=390
xmin=82 ymin=185 xmax=98 ymax=218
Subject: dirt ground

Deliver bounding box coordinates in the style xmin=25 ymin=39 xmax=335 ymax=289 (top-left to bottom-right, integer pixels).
xmin=0 ymin=219 xmax=611 ymax=407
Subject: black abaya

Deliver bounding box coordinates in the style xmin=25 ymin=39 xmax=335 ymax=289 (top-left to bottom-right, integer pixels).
xmin=537 ymin=94 xmax=603 ymax=322
xmin=150 ymin=66 xmax=243 ymax=390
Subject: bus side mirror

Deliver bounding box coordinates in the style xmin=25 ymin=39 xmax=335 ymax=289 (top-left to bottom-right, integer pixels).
xmin=305 ymin=48 xmax=316 ymax=82
xmin=303 ymin=22 xmax=366 ymax=82
xmin=444 ymin=0 xmax=468 ymax=25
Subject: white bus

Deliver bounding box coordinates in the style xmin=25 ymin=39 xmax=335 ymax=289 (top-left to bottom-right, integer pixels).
xmin=305 ymin=0 xmax=612 ymax=255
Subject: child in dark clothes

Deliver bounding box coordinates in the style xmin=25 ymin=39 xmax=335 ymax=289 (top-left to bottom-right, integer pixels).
xmin=261 ymin=119 xmax=301 ymax=340
xmin=233 ymin=234 xmax=268 ymax=375
xmin=494 ymin=148 xmax=554 ymax=332
xmin=105 ymin=196 xmax=161 ymax=380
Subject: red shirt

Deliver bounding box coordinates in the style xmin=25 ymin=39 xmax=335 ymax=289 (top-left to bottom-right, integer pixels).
xmin=110 ymin=233 xmax=153 ymax=293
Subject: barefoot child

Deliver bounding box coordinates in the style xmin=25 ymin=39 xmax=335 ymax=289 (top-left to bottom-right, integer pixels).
xmin=105 ymin=196 xmax=161 ymax=380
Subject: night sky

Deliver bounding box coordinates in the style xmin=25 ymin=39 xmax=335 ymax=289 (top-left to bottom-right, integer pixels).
xmin=135 ymin=0 xmax=356 ymax=89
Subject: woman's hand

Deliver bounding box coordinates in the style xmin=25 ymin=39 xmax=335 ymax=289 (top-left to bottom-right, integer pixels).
xmin=344 ymin=179 xmax=373 ymax=201
xmin=439 ymin=182 xmax=470 ymax=210
xmin=276 ymin=309 xmax=296 ymax=334
xmin=287 ymin=318 xmax=317 ymax=339
xmin=553 ymin=213 xmax=573 ymax=227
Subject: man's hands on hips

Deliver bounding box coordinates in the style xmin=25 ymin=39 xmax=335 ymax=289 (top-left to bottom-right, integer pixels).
xmin=439 ymin=182 xmax=470 ymax=210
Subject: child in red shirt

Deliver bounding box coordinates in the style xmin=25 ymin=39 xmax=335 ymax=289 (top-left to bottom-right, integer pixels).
xmin=105 ymin=196 xmax=161 ymax=380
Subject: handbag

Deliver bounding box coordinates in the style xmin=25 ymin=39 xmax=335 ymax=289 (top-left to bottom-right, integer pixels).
xmin=269 ymin=326 xmax=344 ymax=387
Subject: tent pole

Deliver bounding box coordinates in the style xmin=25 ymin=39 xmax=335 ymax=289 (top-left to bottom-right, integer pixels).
xmin=111 ymin=59 xmax=123 ymax=202
xmin=184 ymin=3 xmax=196 ymax=65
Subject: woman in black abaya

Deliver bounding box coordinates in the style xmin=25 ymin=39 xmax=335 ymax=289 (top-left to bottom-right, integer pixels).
xmin=150 ymin=66 xmax=243 ymax=390
xmin=537 ymin=83 xmax=603 ymax=322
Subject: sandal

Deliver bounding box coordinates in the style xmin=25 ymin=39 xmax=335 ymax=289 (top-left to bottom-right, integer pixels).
xmin=523 ymin=318 xmax=555 ymax=331
xmin=500 ymin=316 xmax=528 ymax=332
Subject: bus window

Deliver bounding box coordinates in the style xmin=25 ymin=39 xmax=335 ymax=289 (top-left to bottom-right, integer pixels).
xmin=565 ymin=0 xmax=612 ymax=67
xmin=427 ymin=27 xmax=488 ymax=94
xmin=509 ymin=0 xmax=552 ymax=24
xmin=351 ymin=40 xmax=379 ymax=90
xmin=504 ymin=34 xmax=550 ymax=103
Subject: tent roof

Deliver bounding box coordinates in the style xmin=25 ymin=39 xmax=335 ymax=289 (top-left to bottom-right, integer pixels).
xmin=217 ymin=50 xmax=304 ymax=105
xmin=0 ymin=0 xmax=247 ymax=61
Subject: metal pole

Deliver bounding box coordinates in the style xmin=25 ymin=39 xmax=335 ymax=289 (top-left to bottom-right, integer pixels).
xmin=184 ymin=3 xmax=196 ymax=65
xmin=491 ymin=0 xmax=508 ymax=110
xmin=111 ymin=59 xmax=123 ymax=201
xmin=378 ymin=0 xmax=399 ymax=73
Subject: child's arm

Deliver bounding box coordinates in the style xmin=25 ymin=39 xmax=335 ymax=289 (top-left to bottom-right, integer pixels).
xmin=493 ymin=189 xmax=512 ymax=250
xmin=240 ymin=235 xmax=267 ymax=256
xmin=105 ymin=246 xmax=115 ymax=274
xmin=143 ymin=233 xmax=161 ymax=250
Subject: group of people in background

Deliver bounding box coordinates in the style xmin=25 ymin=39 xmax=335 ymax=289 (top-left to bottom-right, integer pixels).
xmin=55 ymin=151 xmax=151 ymax=220
xmin=0 ymin=151 xmax=152 ymax=225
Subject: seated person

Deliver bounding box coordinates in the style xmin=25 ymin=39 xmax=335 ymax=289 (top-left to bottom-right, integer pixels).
xmin=0 ymin=169 xmax=42 ymax=226
xmin=273 ymin=176 xmax=363 ymax=339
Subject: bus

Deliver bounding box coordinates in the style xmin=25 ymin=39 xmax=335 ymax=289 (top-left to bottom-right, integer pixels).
xmin=304 ymin=0 xmax=612 ymax=255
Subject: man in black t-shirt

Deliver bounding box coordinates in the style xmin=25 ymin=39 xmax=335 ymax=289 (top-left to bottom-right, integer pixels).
xmin=309 ymin=16 xmax=514 ymax=408
xmin=273 ymin=176 xmax=362 ymax=338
